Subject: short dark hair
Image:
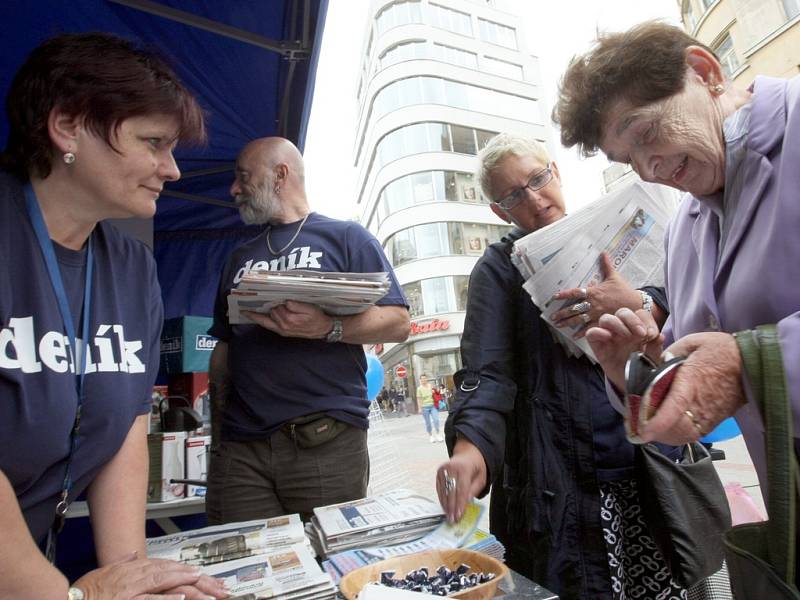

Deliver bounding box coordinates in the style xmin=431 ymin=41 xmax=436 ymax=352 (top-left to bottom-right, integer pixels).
xmin=553 ymin=20 xmax=714 ymax=157
xmin=2 ymin=32 xmax=206 ymax=178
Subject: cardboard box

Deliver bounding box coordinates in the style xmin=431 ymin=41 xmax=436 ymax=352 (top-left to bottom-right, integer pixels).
xmin=185 ymin=435 xmax=211 ymax=497
xmin=168 ymin=372 xmax=210 ymax=427
xmin=147 ymin=432 xmax=187 ymax=502
xmin=160 ymin=316 xmax=217 ymax=374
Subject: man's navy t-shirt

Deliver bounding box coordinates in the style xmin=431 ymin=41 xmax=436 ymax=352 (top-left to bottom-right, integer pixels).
xmin=210 ymin=212 xmax=406 ymax=440
xmin=0 ymin=172 xmax=162 ymax=542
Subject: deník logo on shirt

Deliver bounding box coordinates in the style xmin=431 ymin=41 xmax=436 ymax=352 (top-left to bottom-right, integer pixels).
xmin=0 ymin=315 xmax=145 ymax=374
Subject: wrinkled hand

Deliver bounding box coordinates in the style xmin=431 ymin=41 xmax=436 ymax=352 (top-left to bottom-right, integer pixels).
xmin=585 ymin=307 xmax=663 ymax=391
xmin=550 ymin=252 xmax=642 ymax=339
xmin=435 ymin=439 xmax=487 ymax=523
xmin=73 ymin=554 xmax=228 ymax=599
xmin=637 ymin=332 xmax=746 ymax=445
xmin=163 ymin=574 xmax=229 ymax=600
xmin=244 ymin=300 xmax=332 ymax=339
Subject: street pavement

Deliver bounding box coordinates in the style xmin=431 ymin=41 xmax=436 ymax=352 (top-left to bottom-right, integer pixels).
xmin=367 ymin=406 xmax=765 ymax=529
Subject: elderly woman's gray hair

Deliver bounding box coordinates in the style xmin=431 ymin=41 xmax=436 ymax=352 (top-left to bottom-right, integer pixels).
xmin=553 ymin=20 xmax=716 ymax=157
xmin=476 ymin=133 xmax=550 ymax=199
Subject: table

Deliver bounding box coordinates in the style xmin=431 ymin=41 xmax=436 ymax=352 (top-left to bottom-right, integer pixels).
xmin=64 ymin=502 xmax=558 ymax=598
xmin=498 ymin=570 xmax=558 ymax=600
xmin=67 ymin=496 xmax=206 ymax=534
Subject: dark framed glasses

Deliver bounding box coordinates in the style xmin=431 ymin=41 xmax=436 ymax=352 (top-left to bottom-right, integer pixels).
xmin=494 ymin=165 xmax=553 ymax=211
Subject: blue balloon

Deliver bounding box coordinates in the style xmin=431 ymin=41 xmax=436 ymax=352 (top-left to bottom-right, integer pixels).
xmin=701 ymin=416 xmax=742 ymax=443
xmin=365 ymin=355 xmax=384 ymax=401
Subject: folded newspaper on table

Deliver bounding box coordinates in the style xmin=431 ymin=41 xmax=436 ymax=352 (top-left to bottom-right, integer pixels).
xmin=228 ymin=270 xmax=391 ymax=324
xmin=146 ymin=516 xmax=335 ymax=600
xmin=510 ymin=180 xmax=680 ymax=362
xmin=321 ymin=502 xmax=506 ymax=583
xmin=146 ymin=515 xmax=307 ymax=566
xmin=308 ymin=488 xmax=445 ymax=558
xmin=203 ymin=543 xmax=336 ymax=600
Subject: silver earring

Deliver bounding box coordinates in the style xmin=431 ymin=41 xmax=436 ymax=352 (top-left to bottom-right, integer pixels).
xmin=63 ymin=152 xmax=76 ymax=164
xmin=712 ymin=84 xmax=724 ymax=95
xmin=273 ymin=186 xmax=281 ymax=195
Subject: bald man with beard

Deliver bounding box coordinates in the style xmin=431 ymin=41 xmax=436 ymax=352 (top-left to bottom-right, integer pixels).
xmin=206 ymin=137 xmax=410 ymax=523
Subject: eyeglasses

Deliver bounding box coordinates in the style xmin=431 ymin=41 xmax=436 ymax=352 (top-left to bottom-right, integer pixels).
xmin=493 ymin=165 xmax=553 ymax=211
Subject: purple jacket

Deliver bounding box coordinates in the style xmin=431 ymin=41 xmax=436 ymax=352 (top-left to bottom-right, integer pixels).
xmin=662 ymin=75 xmax=800 ymax=487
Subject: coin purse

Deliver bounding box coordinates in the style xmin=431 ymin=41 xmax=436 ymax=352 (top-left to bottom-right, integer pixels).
xmin=624 ymin=351 xmax=687 ymax=442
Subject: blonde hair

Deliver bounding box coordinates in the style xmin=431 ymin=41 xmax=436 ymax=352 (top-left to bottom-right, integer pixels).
xmin=477 ymin=133 xmax=550 ymax=199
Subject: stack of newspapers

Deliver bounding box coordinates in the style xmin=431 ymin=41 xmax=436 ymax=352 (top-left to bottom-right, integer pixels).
xmin=307 ymin=489 xmax=446 ymax=559
xmin=510 ymin=179 xmax=679 ymax=362
xmin=146 ymin=515 xmax=336 ymax=600
xmin=320 ymin=501 xmax=506 ymax=583
xmin=227 ymin=270 xmax=391 ymax=324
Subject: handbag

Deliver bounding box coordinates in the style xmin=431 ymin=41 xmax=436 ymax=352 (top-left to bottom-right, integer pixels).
xmin=625 ymin=351 xmax=731 ymax=587
xmin=635 ymin=441 xmax=731 ymax=587
xmin=725 ymin=325 xmax=800 ymax=598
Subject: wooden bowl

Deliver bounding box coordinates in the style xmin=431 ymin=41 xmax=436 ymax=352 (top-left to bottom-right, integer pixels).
xmin=339 ymin=548 xmax=509 ymax=600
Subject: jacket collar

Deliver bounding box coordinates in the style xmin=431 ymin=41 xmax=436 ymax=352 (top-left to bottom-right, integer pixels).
xmin=747 ymin=76 xmax=788 ymax=156
xmin=714 ymin=76 xmax=786 ymax=280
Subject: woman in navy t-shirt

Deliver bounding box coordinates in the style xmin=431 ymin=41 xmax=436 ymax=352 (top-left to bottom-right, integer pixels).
xmin=0 ymin=33 xmax=227 ymax=599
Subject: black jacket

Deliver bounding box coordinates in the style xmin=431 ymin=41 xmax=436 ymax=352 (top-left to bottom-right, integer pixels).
xmin=445 ymin=228 xmax=670 ymax=599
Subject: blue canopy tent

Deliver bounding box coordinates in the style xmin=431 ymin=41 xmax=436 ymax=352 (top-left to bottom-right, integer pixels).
xmin=0 ymin=0 xmax=329 ymax=319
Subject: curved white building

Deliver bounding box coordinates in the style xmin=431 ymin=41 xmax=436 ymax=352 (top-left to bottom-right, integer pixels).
xmin=354 ymin=0 xmax=552 ymax=405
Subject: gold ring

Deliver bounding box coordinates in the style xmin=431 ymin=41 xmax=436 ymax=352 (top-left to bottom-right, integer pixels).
xmin=580 ymin=313 xmax=591 ymax=324
xmin=684 ymin=409 xmax=703 ymax=433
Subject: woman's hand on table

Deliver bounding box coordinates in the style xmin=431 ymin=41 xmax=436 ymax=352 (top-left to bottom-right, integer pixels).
xmin=550 ymin=252 xmax=643 ymax=338
xmin=73 ymin=554 xmax=229 ymax=599
xmin=435 ymin=438 xmax=487 ymax=523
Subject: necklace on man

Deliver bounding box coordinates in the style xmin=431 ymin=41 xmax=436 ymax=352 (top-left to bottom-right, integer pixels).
xmin=266 ymin=213 xmax=310 ymax=256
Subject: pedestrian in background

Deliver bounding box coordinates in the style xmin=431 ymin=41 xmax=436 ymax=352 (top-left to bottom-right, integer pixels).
xmin=416 ymin=374 xmax=443 ymax=443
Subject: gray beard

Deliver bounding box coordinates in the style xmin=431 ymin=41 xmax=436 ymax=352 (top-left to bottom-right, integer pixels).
xmin=237 ymin=185 xmax=279 ymax=225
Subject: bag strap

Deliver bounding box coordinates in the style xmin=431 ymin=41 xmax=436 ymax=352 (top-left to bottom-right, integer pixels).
xmin=734 ymin=324 xmax=799 ymax=585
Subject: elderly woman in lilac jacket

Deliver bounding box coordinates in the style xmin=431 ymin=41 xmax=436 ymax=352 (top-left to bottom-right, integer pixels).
xmin=554 ymin=22 xmax=800 ymax=499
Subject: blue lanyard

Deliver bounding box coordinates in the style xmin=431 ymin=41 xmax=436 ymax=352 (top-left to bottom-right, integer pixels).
xmin=23 ymin=183 xmax=93 ymax=525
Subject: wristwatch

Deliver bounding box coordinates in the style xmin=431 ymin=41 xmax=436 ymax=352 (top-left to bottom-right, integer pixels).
xmin=639 ymin=290 xmax=654 ymax=313
xmin=325 ymin=318 xmax=343 ymax=343
xmin=68 ymin=587 xmax=85 ymax=600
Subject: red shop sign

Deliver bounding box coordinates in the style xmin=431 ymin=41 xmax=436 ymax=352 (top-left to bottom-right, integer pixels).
xmin=410 ymin=318 xmax=450 ymax=336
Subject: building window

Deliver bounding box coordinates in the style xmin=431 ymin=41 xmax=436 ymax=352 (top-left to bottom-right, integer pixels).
xmin=378 ymin=41 xmax=426 ymax=70
xmin=482 ymin=56 xmax=524 ymax=79
xmin=478 ymin=18 xmax=517 ymax=49
xmin=683 ymin=0 xmax=697 ymax=30
xmin=371 ymin=76 xmax=537 ymax=125
xmin=376 ymin=122 xmax=497 ymax=168
xmin=385 ymin=221 xmax=511 ymax=266
xmin=714 ymin=34 xmax=740 ymax=79
xmin=475 ymin=130 xmax=495 ymax=151
xmin=427 ymin=3 xmax=473 ymax=36
xmin=377 ymin=42 xmax=480 ymax=72
xmin=376 ymin=170 xmax=488 ymax=224
xmin=376 ymin=0 xmax=423 ymax=36
xmin=450 ymin=124 xmax=477 ymax=154
xmin=418 ymin=351 xmax=461 ymax=387
xmin=783 ymin=0 xmax=800 ymax=20
xmin=431 ymin=43 xmax=478 ymax=68
xmin=401 ymin=275 xmax=472 ymax=318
